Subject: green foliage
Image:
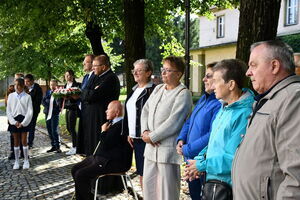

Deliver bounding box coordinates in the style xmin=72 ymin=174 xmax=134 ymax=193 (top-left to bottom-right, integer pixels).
xmin=191 ymin=0 xmax=239 ymax=16
xmin=160 ymin=36 xmax=185 ymax=58
xmin=279 ymin=33 xmax=300 ymax=52
xmin=120 ymin=87 xmax=127 ymax=95
xmin=102 ymin=40 xmax=124 ymax=70
xmin=0 ymin=0 xmax=238 ymax=82
xmin=173 ymin=16 xmax=200 ymax=49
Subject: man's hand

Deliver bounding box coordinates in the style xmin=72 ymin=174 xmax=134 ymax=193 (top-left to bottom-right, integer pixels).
xmin=101 ymin=122 xmax=111 ymax=132
xmin=176 ymin=140 xmax=184 ymax=155
xmin=127 ymin=136 xmax=134 ymax=148
xmin=142 ymin=131 xmax=160 ymax=147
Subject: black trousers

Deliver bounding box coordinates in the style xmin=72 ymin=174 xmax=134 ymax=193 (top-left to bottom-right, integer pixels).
xmin=71 ymin=156 xmax=123 ymax=200
xmin=28 ymin=114 xmax=38 ymax=146
xmin=66 ymin=109 xmax=78 ymax=147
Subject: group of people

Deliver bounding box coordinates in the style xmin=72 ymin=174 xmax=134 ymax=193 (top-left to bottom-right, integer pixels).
xmin=6 ymin=39 xmax=300 ymax=200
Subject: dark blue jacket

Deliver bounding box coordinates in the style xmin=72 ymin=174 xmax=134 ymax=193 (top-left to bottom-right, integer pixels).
xmin=42 ymin=90 xmax=61 ymax=116
xmin=176 ymin=92 xmax=221 ymax=160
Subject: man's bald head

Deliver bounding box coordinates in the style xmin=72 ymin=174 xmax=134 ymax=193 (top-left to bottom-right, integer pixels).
xmin=106 ymin=100 xmax=123 ymax=120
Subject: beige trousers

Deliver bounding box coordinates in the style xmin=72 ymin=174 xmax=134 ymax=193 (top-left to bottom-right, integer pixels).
xmin=143 ymin=159 xmax=180 ymax=200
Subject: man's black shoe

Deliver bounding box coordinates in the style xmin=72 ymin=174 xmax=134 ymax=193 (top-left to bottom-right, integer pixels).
xmin=47 ymin=147 xmax=57 ymax=153
xmin=8 ymin=152 xmax=15 ymax=160
xmin=56 ymin=148 xmax=62 ymax=153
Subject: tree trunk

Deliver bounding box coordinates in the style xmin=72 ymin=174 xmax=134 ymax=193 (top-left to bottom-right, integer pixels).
xmin=236 ymin=0 xmax=281 ymax=63
xmin=124 ymin=0 xmax=145 ymax=94
xmin=85 ymin=21 xmax=105 ymax=56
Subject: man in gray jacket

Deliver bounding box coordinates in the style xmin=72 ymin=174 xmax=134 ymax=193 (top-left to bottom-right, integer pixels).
xmin=232 ymin=40 xmax=300 ymax=199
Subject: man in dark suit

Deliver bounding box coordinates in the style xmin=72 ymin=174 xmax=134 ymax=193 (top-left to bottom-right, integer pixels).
xmin=80 ymin=54 xmax=120 ymax=156
xmin=77 ymin=54 xmax=95 ymax=155
xmin=71 ymin=101 xmax=132 ymax=200
xmin=24 ymin=74 xmax=43 ymax=148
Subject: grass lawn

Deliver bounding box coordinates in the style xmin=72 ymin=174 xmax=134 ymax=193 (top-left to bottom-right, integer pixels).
xmin=36 ymin=108 xmax=69 ymax=136
xmin=0 ymin=99 xmax=5 ymax=112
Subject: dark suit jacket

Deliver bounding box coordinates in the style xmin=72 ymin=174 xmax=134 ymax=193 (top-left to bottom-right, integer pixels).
xmin=42 ymin=90 xmax=62 ymax=116
xmin=80 ymin=69 xmax=120 ymax=156
xmin=28 ymin=83 xmax=43 ymax=117
xmin=95 ymin=120 xmax=133 ymax=172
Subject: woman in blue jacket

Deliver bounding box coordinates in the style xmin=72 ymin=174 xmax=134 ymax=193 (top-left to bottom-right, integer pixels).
xmin=185 ymin=59 xmax=254 ymax=200
xmin=176 ymin=62 xmax=221 ymax=200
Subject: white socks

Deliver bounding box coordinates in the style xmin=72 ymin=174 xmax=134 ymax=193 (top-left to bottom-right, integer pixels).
xmin=13 ymin=147 xmax=20 ymax=170
xmin=23 ymin=146 xmax=29 ymax=161
xmin=13 ymin=146 xmax=30 ymax=170
xmin=14 ymin=147 xmax=20 ymax=163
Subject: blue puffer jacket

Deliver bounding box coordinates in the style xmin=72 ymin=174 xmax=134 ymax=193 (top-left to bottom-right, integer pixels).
xmin=177 ymin=92 xmax=221 ymax=160
xmin=195 ymin=88 xmax=254 ymax=186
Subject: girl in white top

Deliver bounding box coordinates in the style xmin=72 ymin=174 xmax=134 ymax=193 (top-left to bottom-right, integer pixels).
xmin=7 ymin=78 xmax=33 ymax=170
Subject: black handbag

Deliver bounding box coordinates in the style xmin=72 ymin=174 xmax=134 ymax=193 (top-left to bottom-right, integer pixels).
xmin=201 ymin=179 xmax=232 ymax=200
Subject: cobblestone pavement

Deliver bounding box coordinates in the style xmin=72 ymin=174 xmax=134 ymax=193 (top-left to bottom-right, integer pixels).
xmin=0 ymin=109 xmax=191 ymax=200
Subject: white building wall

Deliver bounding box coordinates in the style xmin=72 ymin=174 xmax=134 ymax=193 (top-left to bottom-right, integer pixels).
xmin=199 ymin=0 xmax=300 ymax=48
xmin=199 ymin=9 xmax=240 ymax=47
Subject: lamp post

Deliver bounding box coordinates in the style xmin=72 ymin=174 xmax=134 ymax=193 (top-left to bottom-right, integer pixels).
xmin=184 ymin=0 xmax=190 ymax=89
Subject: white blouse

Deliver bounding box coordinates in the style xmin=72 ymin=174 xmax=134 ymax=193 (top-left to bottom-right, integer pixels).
xmin=126 ymin=87 xmax=145 ymax=138
xmin=6 ymin=91 xmax=33 ymax=127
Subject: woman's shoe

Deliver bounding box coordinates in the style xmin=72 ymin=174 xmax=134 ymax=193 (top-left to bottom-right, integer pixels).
xmin=13 ymin=161 xmax=20 ymax=170
xmin=66 ymin=147 xmax=76 ymax=155
xmin=23 ymin=160 xmax=30 ymax=169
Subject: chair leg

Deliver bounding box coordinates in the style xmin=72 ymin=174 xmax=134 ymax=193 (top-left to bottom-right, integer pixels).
xmin=120 ymin=175 xmax=128 ymax=194
xmin=71 ymin=191 xmax=76 ymax=200
xmin=126 ymin=175 xmax=139 ymax=200
xmin=94 ymin=177 xmax=100 ymax=200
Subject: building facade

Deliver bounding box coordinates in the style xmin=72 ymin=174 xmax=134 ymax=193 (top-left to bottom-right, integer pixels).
xmin=190 ymin=0 xmax=300 ymax=94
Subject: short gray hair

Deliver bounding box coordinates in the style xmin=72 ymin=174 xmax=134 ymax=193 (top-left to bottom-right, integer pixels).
xmin=133 ymin=59 xmax=154 ymax=72
xmin=251 ymin=40 xmax=295 ymax=73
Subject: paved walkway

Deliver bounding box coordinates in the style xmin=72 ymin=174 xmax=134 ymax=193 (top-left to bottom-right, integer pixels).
xmin=0 ymin=108 xmax=191 ymax=200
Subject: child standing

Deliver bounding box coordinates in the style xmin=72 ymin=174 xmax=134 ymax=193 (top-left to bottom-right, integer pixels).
xmin=6 ymin=78 xmax=33 ymax=169
xmin=42 ymin=80 xmax=62 ymax=153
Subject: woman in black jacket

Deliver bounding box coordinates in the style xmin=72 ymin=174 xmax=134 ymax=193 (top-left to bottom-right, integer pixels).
xmin=64 ymin=69 xmax=81 ymax=155
xmin=122 ymin=59 xmax=156 ymax=188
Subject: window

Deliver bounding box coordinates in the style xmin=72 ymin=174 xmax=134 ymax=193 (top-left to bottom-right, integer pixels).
xmin=217 ymin=16 xmax=225 ymax=38
xmin=286 ymin=0 xmax=298 ymax=25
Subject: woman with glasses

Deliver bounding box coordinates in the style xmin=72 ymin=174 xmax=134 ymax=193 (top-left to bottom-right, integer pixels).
xmin=122 ymin=59 xmax=156 ymax=189
xmin=141 ymin=56 xmax=192 ymax=200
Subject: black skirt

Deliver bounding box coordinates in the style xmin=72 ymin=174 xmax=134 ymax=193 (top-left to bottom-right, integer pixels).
xmin=8 ymin=115 xmax=30 ymax=133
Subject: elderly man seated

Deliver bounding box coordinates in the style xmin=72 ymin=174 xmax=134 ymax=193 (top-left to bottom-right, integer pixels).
xmin=71 ymin=100 xmax=132 ymax=200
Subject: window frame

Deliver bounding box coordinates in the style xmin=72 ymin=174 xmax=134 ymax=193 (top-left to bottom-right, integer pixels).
xmin=285 ymin=0 xmax=299 ymax=26
xmin=216 ymin=15 xmax=225 ymax=38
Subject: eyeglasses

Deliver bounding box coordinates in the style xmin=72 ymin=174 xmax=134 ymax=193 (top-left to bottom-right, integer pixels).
xmin=131 ymin=69 xmax=146 ymax=74
xmin=204 ymin=74 xmax=213 ymax=79
xmin=160 ymin=68 xmax=178 ymax=73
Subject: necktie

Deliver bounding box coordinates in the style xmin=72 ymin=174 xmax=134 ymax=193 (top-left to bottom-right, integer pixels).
xmin=47 ymin=93 xmax=54 ymax=121
xmin=81 ymin=74 xmax=89 ymax=89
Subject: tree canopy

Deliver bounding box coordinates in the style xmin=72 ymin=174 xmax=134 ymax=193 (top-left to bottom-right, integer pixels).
xmin=0 ymin=0 xmax=239 ymax=86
